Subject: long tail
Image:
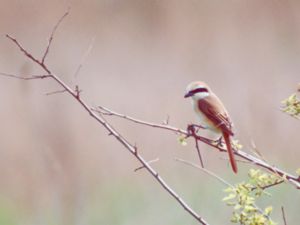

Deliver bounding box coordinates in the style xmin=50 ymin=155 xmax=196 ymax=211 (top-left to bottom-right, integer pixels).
xmin=222 ymin=132 xmax=238 ymax=174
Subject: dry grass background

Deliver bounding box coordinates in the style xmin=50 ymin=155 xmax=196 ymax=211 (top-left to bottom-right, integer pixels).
xmin=0 ymin=0 xmax=300 ymax=224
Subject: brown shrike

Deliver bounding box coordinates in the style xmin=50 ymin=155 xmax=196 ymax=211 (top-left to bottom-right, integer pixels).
xmin=184 ymin=81 xmax=238 ymax=173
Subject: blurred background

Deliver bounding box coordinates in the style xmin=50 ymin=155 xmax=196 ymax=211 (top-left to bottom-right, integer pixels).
xmin=0 ymin=0 xmax=299 ymax=224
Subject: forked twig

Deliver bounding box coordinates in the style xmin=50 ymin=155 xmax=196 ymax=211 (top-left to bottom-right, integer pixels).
xmin=134 ymin=158 xmax=159 ymax=172
xmin=1 ymin=11 xmax=209 ymax=225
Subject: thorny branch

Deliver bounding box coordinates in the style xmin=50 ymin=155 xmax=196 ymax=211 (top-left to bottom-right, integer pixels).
xmin=95 ymin=106 xmax=300 ymax=190
xmin=1 ymin=12 xmax=209 ymax=225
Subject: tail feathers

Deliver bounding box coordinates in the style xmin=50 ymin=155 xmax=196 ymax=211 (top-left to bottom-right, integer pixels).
xmin=223 ymin=132 xmax=238 ymax=174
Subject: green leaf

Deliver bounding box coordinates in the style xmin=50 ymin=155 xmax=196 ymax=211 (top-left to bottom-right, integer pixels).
xmin=222 ymin=193 xmax=236 ymax=201
xmin=296 ymin=168 xmax=300 ymax=176
xmin=178 ymin=135 xmax=187 ymax=146
xmin=264 ymin=206 xmax=273 ymax=216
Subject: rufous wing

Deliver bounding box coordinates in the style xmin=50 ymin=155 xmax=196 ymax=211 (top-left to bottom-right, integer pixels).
xmin=197 ymin=94 xmax=238 ymax=173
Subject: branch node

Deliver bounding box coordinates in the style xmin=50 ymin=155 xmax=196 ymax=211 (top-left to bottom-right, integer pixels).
xmin=134 ymin=158 xmax=159 ymax=172
xmin=75 ymin=85 xmax=82 ymax=99
xmin=133 ymin=143 xmax=138 ymax=155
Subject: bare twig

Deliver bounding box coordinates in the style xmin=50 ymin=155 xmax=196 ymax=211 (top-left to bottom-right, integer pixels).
xmin=281 ymin=206 xmax=287 ymax=225
xmin=0 ymin=72 xmax=50 ymax=80
xmin=94 ymin=106 xmax=187 ymax=134
xmin=251 ymin=140 xmax=266 ymax=162
xmin=194 ymin=139 xmax=204 ymax=168
xmin=134 ymin=158 xmax=159 ymax=172
xmin=74 ymin=36 xmax=95 ymax=77
xmin=94 ymin=106 xmax=300 ymax=189
xmin=187 ymin=125 xmax=204 ymax=168
xmin=42 ymin=9 xmax=70 ymax=64
xmin=259 ymin=180 xmax=285 ymax=190
xmin=2 ymin=13 xmax=209 ymax=225
xmin=175 ymin=158 xmax=232 ymax=187
xmin=45 ymin=89 xmax=67 ymax=96
xmin=6 ymin=34 xmax=51 ymax=74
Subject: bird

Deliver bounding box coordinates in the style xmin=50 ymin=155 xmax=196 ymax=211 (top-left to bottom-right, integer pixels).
xmin=184 ymin=81 xmax=238 ymax=173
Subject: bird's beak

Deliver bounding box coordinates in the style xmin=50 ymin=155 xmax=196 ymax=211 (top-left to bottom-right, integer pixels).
xmin=184 ymin=91 xmax=192 ymax=98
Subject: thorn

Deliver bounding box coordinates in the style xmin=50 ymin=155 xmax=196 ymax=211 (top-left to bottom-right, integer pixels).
xmin=133 ymin=143 xmax=138 ymax=154
xmin=162 ymin=115 xmax=170 ymax=125
xmin=75 ymin=85 xmax=82 ymax=99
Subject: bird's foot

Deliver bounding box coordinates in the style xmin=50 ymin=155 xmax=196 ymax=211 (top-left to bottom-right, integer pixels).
xmin=212 ymin=136 xmax=224 ymax=147
xmin=186 ymin=124 xmax=196 ymax=137
xmin=186 ymin=124 xmax=206 ymax=137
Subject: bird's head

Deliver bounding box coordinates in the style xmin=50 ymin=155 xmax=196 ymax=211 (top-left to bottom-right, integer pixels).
xmin=184 ymin=81 xmax=211 ymax=99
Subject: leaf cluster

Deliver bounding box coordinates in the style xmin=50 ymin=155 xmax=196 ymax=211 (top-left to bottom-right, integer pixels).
xmin=281 ymin=93 xmax=300 ymax=119
xmin=223 ymin=169 xmax=283 ymax=225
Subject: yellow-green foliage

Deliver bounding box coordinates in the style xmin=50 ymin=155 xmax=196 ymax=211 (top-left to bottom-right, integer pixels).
xmin=281 ymin=93 xmax=300 ymax=119
xmin=178 ymin=135 xmax=188 ymax=146
xmin=296 ymin=168 xmax=300 ymax=176
xmin=223 ymin=169 xmax=283 ymax=225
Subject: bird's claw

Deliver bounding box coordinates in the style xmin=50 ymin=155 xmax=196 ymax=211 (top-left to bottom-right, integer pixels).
xmin=212 ymin=136 xmax=224 ymax=147
xmin=186 ymin=124 xmax=206 ymax=137
xmin=186 ymin=124 xmax=196 ymax=137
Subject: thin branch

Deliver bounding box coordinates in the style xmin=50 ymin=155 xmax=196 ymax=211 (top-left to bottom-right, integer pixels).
xmin=3 ymin=16 xmax=209 ymax=225
xmin=0 ymin=72 xmax=51 ymax=80
xmin=134 ymin=158 xmax=159 ymax=172
xmin=42 ymin=9 xmax=70 ymax=63
xmin=175 ymin=158 xmax=232 ymax=187
xmin=94 ymin=106 xmax=300 ymax=190
xmin=74 ymin=36 xmax=95 ymax=77
xmin=250 ymin=140 xmax=266 ymax=162
xmin=259 ymin=180 xmax=284 ymax=190
xmin=45 ymin=89 xmax=67 ymax=96
xmin=5 ymin=35 xmax=43 ymax=66
xmin=281 ymin=206 xmax=287 ymax=225
xmin=94 ymin=106 xmax=187 ymax=134
xmin=187 ymin=125 xmax=204 ymax=168
xmin=194 ymin=139 xmax=204 ymax=168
